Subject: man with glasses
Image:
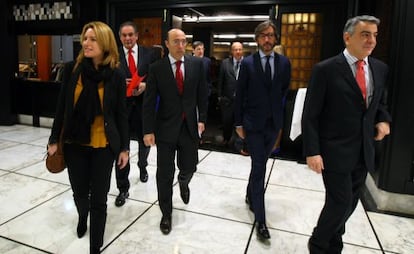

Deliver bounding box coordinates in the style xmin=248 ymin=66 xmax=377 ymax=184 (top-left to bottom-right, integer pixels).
xmin=143 ymin=28 xmax=208 ymax=235
xmin=234 ymin=20 xmax=291 ymax=241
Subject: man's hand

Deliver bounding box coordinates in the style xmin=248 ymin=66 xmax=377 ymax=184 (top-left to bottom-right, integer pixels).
xmin=47 ymin=143 xmax=58 ymax=156
xmin=143 ymin=133 xmax=155 ymax=146
xmin=374 ymin=122 xmax=390 ymax=141
xmin=198 ymin=122 xmax=205 ymax=138
xmin=235 ymin=126 xmax=245 ymax=139
xmin=117 ymin=150 xmax=129 ymax=169
xmin=306 ymin=155 xmax=324 ymax=174
xmin=132 ymin=82 xmax=146 ymax=96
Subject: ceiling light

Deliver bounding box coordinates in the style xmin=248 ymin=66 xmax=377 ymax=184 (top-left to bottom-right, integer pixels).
xmin=214 ymin=34 xmax=237 ymax=39
xmin=182 ymin=15 xmax=268 ymax=22
xmin=213 ymin=42 xmax=231 ymax=46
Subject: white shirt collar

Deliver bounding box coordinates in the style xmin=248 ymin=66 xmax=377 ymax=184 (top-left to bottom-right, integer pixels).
xmin=168 ymin=54 xmax=184 ymax=65
xmin=124 ymin=44 xmax=138 ymax=55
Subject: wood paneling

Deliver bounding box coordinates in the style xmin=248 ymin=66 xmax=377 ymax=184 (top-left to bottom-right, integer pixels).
xmin=133 ymin=17 xmax=163 ymax=47
xmin=36 ymin=35 xmax=52 ymax=81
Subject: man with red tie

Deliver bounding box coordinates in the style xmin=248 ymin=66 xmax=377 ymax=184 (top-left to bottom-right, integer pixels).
xmin=115 ymin=21 xmax=156 ymax=207
xmin=143 ymin=28 xmax=208 ymax=234
xmin=302 ymin=15 xmax=391 ymax=253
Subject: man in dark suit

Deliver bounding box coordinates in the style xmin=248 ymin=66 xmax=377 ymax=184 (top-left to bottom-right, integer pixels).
xmin=234 ymin=20 xmax=291 ymax=240
xmin=114 ymin=21 xmax=156 ymax=207
xmin=218 ymin=41 xmax=246 ymax=151
xmin=143 ymin=28 xmax=208 ymax=235
xmin=302 ymin=15 xmax=391 ymax=253
xmin=192 ymin=41 xmax=212 ymax=96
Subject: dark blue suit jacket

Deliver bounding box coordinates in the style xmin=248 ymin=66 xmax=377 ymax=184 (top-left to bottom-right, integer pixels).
xmin=234 ymin=52 xmax=291 ymax=133
xmin=302 ymin=53 xmax=392 ymax=172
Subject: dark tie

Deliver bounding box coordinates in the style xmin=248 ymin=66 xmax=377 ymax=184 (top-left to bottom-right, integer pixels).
xmin=234 ymin=61 xmax=240 ymax=80
xmin=128 ymin=49 xmax=137 ymax=75
xmin=265 ymin=55 xmax=272 ymax=84
xmin=355 ymin=60 xmax=367 ymax=102
xmin=175 ymin=60 xmax=184 ymax=95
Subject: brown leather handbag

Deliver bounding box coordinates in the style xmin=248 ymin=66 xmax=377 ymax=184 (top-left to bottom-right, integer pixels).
xmin=46 ymin=130 xmax=66 ymax=173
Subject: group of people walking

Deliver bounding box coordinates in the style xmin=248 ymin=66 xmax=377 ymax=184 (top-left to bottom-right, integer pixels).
xmin=47 ymin=15 xmax=391 ymax=253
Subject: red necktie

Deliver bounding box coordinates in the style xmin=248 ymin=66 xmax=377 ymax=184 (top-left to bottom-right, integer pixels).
xmin=356 ymin=60 xmax=367 ymax=102
xmin=128 ymin=49 xmax=136 ymax=75
xmin=175 ymin=60 xmax=184 ymax=95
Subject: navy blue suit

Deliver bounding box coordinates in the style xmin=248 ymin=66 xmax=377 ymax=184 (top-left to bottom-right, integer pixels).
xmin=234 ymin=52 xmax=291 ymax=223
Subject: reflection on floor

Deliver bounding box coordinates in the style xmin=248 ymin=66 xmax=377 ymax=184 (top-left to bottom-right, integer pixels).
xmin=0 ymin=124 xmax=413 ymax=254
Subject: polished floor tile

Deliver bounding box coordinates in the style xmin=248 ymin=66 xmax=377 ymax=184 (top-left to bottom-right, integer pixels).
xmin=104 ymin=206 xmax=252 ymax=254
xmin=0 ymin=124 xmax=412 ymax=254
xmin=367 ymin=211 xmax=414 ymax=253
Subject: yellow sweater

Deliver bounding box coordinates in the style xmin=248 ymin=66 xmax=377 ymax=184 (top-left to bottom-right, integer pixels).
xmin=73 ymin=77 xmax=108 ymax=148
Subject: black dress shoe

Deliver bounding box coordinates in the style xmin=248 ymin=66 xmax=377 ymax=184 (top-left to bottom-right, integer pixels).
xmin=179 ymin=183 xmax=190 ymax=204
xmin=256 ymin=222 xmax=271 ymax=240
xmin=245 ymin=196 xmax=254 ymax=212
xmin=140 ymin=168 xmax=148 ymax=182
xmin=77 ymin=216 xmax=87 ymax=238
xmin=115 ymin=191 xmax=129 ymax=207
xmin=90 ymin=246 xmax=100 ymax=254
xmin=160 ymin=216 xmax=172 ymax=234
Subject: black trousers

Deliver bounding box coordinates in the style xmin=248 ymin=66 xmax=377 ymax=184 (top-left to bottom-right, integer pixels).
xmin=64 ymin=143 xmax=114 ymax=250
xmin=115 ymin=97 xmax=150 ymax=192
xmin=308 ymin=160 xmax=368 ymax=254
xmin=220 ymin=99 xmax=234 ymax=142
xmin=156 ymin=122 xmax=198 ymax=216
xmin=245 ymin=119 xmax=278 ymax=223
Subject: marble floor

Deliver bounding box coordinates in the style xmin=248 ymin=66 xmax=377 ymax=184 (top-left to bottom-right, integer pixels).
xmin=0 ymin=124 xmax=413 ymax=254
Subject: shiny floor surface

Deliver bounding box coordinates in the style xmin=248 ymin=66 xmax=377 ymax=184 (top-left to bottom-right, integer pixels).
xmin=0 ymin=125 xmax=413 ymax=254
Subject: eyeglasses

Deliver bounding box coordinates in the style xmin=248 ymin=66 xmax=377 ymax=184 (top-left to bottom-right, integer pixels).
xmin=171 ymin=39 xmax=187 ymax=46
xmin=258 ymin=33 xmax=275 ymax=39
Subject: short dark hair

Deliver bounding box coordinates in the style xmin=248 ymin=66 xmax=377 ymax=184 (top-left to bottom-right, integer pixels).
xmin=119 ymin=21 xmax=138 ymax=35
xmin=254 ymin=20 xmax=278 ymax=41
xmin=192 ymin=41 xmax=204 ymax=49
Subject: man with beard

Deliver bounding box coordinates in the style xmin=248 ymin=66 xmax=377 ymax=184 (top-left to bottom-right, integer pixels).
xmin=234 ymin=20 xmax=291 ymax=240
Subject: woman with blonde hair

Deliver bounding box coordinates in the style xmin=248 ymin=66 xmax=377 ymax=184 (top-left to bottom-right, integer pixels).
xmin=47 ymin=21 xmax=129 ymax=253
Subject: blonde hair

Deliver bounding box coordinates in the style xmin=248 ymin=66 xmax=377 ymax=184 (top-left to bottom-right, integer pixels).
xmin=75 ymin=21 xmax=120 ymax=69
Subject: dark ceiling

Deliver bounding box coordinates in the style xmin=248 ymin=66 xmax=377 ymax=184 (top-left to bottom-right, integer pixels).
xmin=172 ymin=5 xmax=272 ymax=42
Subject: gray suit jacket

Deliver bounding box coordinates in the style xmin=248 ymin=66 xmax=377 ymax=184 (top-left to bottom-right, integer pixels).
xmin=218 ymin=57 xmax=238 ymax=102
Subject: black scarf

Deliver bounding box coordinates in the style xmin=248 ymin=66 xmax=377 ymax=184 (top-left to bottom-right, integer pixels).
xmin=65 ymin=58 xmax=111 ymax=144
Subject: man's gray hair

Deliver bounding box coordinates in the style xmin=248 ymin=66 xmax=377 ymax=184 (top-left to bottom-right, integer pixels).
xmin=343 ymin=15 xmax=380 ymax=35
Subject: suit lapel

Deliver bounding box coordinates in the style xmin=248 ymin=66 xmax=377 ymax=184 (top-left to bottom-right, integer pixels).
xmin=271 ymin=53 xmax=280 ymax=86
xmin=119 ymin=47 xmax=129 ymax=76
xmin=183 ymin=55 xmax=192 ymax=95
xmin=367 ymin=57 xmax=379 ymax=109
xmin=336 ymin=54 xmax=362 ymax=97
xmin=137 ymin=45 xmax=143 ymax=71
xmin=163 ymin=57 xmax=180 ymax=95
xmin=253 ymin=53 xmax=267 ymax=86
xmin=224 ymin=58 xmax=232 ymax=78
